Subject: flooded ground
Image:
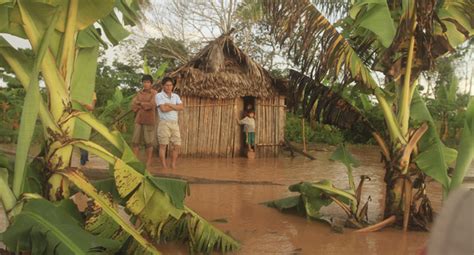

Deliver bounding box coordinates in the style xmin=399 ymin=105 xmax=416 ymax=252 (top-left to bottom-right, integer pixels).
xmin=151 ymin=145 xmax=440 ymax=255
xmin=1 ymin=143 xmax=471 ymax=254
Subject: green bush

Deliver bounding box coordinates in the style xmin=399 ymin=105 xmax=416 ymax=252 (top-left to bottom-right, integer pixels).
xmin=285 ymin=113 xmax=344 ymax=145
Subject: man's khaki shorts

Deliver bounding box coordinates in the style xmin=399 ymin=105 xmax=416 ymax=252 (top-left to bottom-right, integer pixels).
xmin=157 ymin=120 xmax=181 ymax=146
xmin=132 ymin=123 xmax=156 ymax=148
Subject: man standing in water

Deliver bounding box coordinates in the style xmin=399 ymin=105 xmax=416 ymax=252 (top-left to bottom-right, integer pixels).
xmin=155 ymin=77 xmax=184 ymax=169
xmin=131 ymin=75 xmax=157 ymax=167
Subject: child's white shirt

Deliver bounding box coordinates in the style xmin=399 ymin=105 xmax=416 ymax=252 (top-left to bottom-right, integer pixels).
xmin=239 ymin=117 xmax=255 ymax=132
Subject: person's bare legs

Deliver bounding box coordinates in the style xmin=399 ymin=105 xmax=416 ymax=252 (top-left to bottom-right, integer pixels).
xmin=133 ymin=146 xmax=140 ymax=158
xmin=171 ymin=145 xmax=180 ymax=169
xmin=145 ymin=146 xmax=153 ymax=168
xmin=159 ymin=144 xmax=168 ymax=169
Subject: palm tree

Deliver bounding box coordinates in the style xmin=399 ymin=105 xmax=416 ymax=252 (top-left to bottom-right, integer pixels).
xmin=0 ymin=0 xmax=238 ymax=253
xmin=261 ymin=0 xmax=473 ymax=230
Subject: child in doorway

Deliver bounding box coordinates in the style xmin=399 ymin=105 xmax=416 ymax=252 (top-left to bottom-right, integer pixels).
xmin=237 ymin=111 xmax=256 ymax=152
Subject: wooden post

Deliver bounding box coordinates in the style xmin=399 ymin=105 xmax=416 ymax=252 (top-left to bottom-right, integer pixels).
xmin=302 ymin=118 xmax=307 ymax=152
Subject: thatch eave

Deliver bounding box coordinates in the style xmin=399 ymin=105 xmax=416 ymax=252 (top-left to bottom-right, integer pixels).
xmin=168 ymin=34 xmax=286 ymax=99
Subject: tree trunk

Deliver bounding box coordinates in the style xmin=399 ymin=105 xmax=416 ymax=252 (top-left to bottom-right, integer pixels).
xmin=383 ymin=163 xmax=405 ymax=224
xmin=383 ymin=155 xmax=433 ymax=230
xmin=44 ymin=118 xmax=75 ymax=201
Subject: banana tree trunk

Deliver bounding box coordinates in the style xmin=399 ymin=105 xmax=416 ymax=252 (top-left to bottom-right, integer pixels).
xmin=44 ymin=117 xmax=78 ymax=201
xmin=383 ymin=164 xmax=406 ymax=225
xmin=383 ymin=151 xmax=433 ymax=230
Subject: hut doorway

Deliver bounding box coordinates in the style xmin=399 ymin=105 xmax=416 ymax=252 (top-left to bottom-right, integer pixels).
xmin=243 ymin=96 xmax=256 ymax=114
xmin=239 ymin=96 xmax=256 ymax=155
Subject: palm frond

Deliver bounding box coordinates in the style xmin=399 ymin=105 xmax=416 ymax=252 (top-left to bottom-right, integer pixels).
xmin=262 ymin=0 xmax=378 ymax=90
xmin=289 ymin=70 xmax=374 ymax=132
xmin=313 ymin=0 xmax=351 ymax=18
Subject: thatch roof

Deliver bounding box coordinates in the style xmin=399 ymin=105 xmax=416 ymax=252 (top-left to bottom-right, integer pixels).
xmin=168 ymin=34 xmax=286 ymax=99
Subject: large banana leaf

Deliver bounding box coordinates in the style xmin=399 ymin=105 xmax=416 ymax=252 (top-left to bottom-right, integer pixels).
xmin=66 ymin=135 xmax=239 ymax=253
xmin=264 ymin=145 xmax=370 ymax=227
xmin=3 ymin=198 xmax=121 ymax=254
xmin=70 ymin=30 xmax=99 ymax=140
xmin=434 ymin=1 xmax=474 ymax=52
xmin=411 ymin=90 xmax=456 ymax=189
xmin=349 ymin=0 xmax=396 ymax=48
xmin=88 ymin=176 xmax=232 ymax=254
xmin=330 ymin=144 xmax=360 ymax=193
xmin=91 ymin=176 xmax=189 ymax=210
xmin=450 ymin=98 xmax=474 ymax=191
xmin=0 ymin=167 xmax=15 ymax=211
xmin=330 ymin=144 xmax=360 ymax=169
xmin=99 ymin=11 xmax=131 ymax=46
xmin=0 ymin=151 xmax=45 ymax=196
xmin=110 ymin=143 xmax=239 ymax=253
xmin=12 ymin=7 xmax=59 ymax=197
xmin=3 ymin=0 xmax=114 ymax=33
xmin=0 ymin=36 xmax=57 ymax=131
xmin=263 ymin=195 xmax=305 ymax=214
xmin=63 ymin=169 xmax=161 ymax=254
xmin=0 ymin=3 xmax=27 ymax=38
xmin=265 ymin=180 xmax=356 ymax=223
xmin=83 ymin=197 xmax=157 ymax=255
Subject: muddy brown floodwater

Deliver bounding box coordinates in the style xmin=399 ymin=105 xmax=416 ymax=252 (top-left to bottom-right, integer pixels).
xmin=1 ymin=144 xmax=457 ymax=254
xmin=150 ymin=145 xmax=444 ymax=255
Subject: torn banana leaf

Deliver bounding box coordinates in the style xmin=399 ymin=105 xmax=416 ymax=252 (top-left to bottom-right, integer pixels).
xmin=3 ymin=198 xmax=121 ymax=254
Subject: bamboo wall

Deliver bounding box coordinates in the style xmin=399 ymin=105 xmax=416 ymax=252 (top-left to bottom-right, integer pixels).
xmin=177 ymin=95 xmax=285 ymax=158
xmin=255 ymin=96 xmax=286 ymax=157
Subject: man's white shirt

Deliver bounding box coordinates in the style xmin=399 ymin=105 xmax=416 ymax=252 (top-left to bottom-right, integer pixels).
xmin=155 ymin=91 xmax=182 ymax=121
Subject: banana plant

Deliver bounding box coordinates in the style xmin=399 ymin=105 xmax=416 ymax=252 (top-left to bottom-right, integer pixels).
xmin=260 ymin=0 xmax=473 ymax=230
xmin=97 ymin=88 xmax=134 ymax=133
xmin=143 ymin=56 xmax=169 ymax=82
xmin=0 ymin=0 xmax=239 ymax=253
xmin=264 ymin=144 xmax=372 ymax=230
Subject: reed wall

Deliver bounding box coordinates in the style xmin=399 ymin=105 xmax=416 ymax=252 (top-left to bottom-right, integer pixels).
xmin=176 ymin=96 xmax=285 ymax=157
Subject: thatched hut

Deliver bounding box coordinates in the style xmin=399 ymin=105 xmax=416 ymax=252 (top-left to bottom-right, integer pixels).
xmin=168 ymin=34 xmax=287 ymax=158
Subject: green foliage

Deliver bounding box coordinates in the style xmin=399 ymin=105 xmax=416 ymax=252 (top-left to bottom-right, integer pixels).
xmin=265 ymin=145 xmax=371 ymax=229
xmin=0 ymin=88 xmax=45 ymax=144
xmin=0 ymin=167 xmax=15 ymax=211
xmin=93 ymin=59 xmax=139 ymax=144
xmin=1 ymin=0 xmax=239 ymax=253
xmin=330 ymin=144 xmax=360 ymax=169
xmin=259 ymin=0 xmax=473 ymax=228
xmin=349 ymin=0 xmax=396 ymax=48
xmin=0 ymin=88 xmax=23 ymax=143
xmin=0 ymin=150 xmax=46 ymax=208
xmin=285 ymin=113 xmax=344 ymax=145
xmin=67 ymin=128 xmax=240 ymax=253
xmin=141 ymin=37 xmax=189 ymax=69
xmin=95 ymin=58 xmax=142 ymax=105
xmin=96 ymin=88 xmax=134 ymax=132
xmin=13 ymin=8 xmax=59 ymax=197
xmin=411 ymin=90 xmax=457 ymax=189
xmin=340 ymin=88 xmax=387 ymax=144
xmin=3 ymin=198 xmax=121 ymax=254
xmin=450 ymin=98 xmax=474 ymax=191
xmin=264 ymin=179 xmax=365 ymax=228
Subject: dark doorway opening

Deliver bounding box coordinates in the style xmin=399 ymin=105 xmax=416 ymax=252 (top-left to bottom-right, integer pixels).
xmin=242 ymin=96 xmax=256 ymax=116
xmin=240 ymin=96 xmax=256 ymax=156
